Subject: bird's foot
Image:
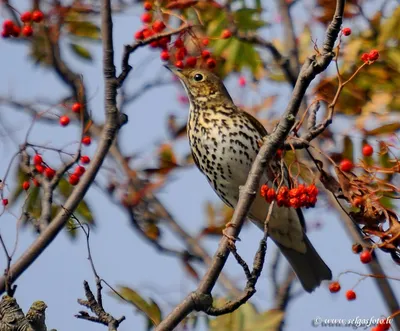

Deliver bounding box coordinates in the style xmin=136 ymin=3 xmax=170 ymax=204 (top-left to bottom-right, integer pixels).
xmin=222 ymin=221 xmax=241 ymax=245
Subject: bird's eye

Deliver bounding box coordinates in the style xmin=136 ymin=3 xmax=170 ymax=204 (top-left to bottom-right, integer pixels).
xmin=193 ymin=73 xmax=204 ymax=82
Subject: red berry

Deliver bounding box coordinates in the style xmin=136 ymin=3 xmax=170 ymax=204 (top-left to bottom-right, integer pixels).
xmin=2 ymin=199 xmax=8 ymax=206
xmin=158 ymin=36 xmax=170 ymax=48
xmin=361 ymin=52 xmax=370 ymax=63
xmin=289 ymin=197 xmax=300 ymax=208
xmin=377 ymin=319 xmax=391 ymax=331
xmin=1 ymin=30 xmax=10 ymax=38
xmin=201 ymin=50 xmax=211 ymax=59
xmin=342 ymin=27 xmax=351 ymax=36
xmin=362 ymin=144 xmax=373 ymax=157
xmin=266 ymin=188 xmax=276 ymax=203
xmin=33 ymin=178 xmax=40 ymax=187
xmin=340 ymin=159 xmax=353 ymax=172
xmin=74 ymin=165 xmax=86 ymax=177
xmin=221 ymin=29 xmax=232 ymax=39
xmin=11 ymin=25 xmax=20 ymax=37
xmin=352 ymin=196 xmax=363 ymax=207
xmin=22 ymin=181 xmax=30 ymax=190
xmin=329 ymin=281 xmax=341 ymax=293
xmin=59 ymin=115 xmax=70 ymax=126
xmin=32 ymin=10 xmax=44 ymax=23
xmin=35 ymin=164 xmax=45 ymax=173
xmin=345 ymin=290 xmax=356 ymax=301
xmin=72 ymin=102 xmax=82 ymax=113
xmin=360 ymin=250 xmax=372 ymax=264
xmin=260 ymin=184 xmax=269 ymax=197
xmin=160 ymin=50 xmax=170 ymax=61
xmin=3 ymin=20 xmax=14 ymax=33
xmin=289 ymin=188 xmax=300 ymax=198
xmin=141 ymin=12 xmax=152 ymax=24
xmin=143 ymin=1 xmax=152 ymax=10
xmin=20 ymin=12 xmax=32 ymax=23
xmin=206 ymin=58 xmax=216 ymax=69
xmin=22 ymin=25 xmax=33 ymax=37
xmin=238 ymin=76 xmax=246 ymax=87
xmin=80 ymin=155 xmax=90 ymax=164
xmin=44 ymin=167 xmax=55 ymax=179
xmin=134 ymin=30 xmax=144 ymax=40
xmin=202 ymin=38 xmax=209 ymax=46
xmin=186 ymin=56 xmax=197 ymax=67
xmin=150 ymin=40 xmax=159 ymax=48
xmin=69 ymin=174 xmax=80 ymax=186
xmin=174 ymin=38 xmax=184 ymax=48
xmin=142 ymin=28 xmax=154 ymax=39
xmin=33 ymin=154 xmax=43 ymax=165
xmin=82 ymin=136 xmax=91 ymax=145
xmin=369 ymin=49 xmax=379 ymax=62
xmin=175 ymin=60 xmax=184 ymax=69
xmin=306 ymin=184 xmax=318 ymax=197
xmin=152 ymin=20 xmax=165 ymax=33
xmin=175 ymin=47 xmax=187 ymax=60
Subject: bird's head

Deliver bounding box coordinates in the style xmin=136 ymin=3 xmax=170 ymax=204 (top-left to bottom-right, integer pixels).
xmin=166 ymin=66 xmax=233 ymax=106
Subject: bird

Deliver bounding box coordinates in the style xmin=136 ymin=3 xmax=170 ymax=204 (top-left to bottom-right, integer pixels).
xmin=167 ymin=66 xmax=332 ymax=292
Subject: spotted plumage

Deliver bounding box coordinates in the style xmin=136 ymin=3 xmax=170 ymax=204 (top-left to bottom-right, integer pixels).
xmin=168 ymin=67 xmax=331 ymax=292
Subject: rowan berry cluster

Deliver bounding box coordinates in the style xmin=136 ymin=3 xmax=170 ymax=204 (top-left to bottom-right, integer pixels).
xmin=133 ymin=2 xmax=234 ymax=69
xmin=361 ymin=49 xmax=380 ymax=63
xmin=20 ymin=153 xmax=91 ymax=192
xmin=260 ymin=183 xmax=318 ymax=208
xmin=1 ymin=10 xmax=44 ymax=38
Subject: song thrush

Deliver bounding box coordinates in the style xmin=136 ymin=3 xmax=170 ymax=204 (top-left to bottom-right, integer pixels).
xmin=168 ymin=67 xmax=332 ymax=292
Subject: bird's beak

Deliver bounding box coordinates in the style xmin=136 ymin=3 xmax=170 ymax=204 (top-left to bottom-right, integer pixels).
xmin=164 ymin=64 xmax=184 ymax=79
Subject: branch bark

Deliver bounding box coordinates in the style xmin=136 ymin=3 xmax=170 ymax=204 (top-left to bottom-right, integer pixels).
xmin=155 ymin=1 xmax=346 ymax=329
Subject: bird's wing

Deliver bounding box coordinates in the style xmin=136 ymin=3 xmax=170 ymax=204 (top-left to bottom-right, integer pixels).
xmin=239 ymin=109 xmax=269 ymax=137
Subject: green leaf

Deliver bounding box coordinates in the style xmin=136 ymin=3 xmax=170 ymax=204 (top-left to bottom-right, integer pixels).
xmin=69 ymin=43 xmax=93 ymax=61
xmin=234 ymin=8 xmax=266 ymax=32
xmin=115 ymin=287 xmax=162 ymax=326
xmin=57 ymin=178 xmax=94 ymax=225
xmin=364 ymin=123 xmax=400 ymax=136
xmin=378 ymin=6 xmax=400 ymax=47
xmin=66 ymin=21 xmax=101 ymax=40
xmin=379 ymin=196 xmax=395 ymax=210
xmin=210 ymin=300 xmax=283 ymax=331
xmin=378 ymin=141 xmax=392 ymax=169
xmin=249 ymin=309 xmax=285 ymax=330
xmin=342 ymin=136 xmax=353 ymax=162
xmin=284 ymin=151 xmax=314 ymax=184
xmin=25 ymin=186 xmax=42 ymax=219
xmin=76 ymin=199 xmax=94 ymax=224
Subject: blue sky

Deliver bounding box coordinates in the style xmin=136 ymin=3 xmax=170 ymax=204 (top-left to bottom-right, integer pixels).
xmin=0 ymin=1 xmax=399 ymax=330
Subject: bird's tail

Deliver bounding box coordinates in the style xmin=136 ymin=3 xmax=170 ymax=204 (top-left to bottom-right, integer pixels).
xmin=275 ymin=233 xmax=332 ymax=292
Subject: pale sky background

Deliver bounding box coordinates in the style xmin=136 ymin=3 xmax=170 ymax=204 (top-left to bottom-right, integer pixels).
xmin=0 ymin=1 xmax=399 ymax=330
